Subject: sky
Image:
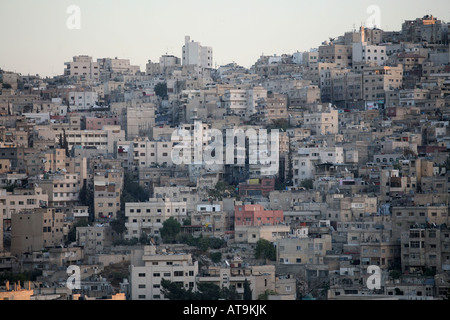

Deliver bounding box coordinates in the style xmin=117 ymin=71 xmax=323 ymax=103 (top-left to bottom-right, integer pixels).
xmin=0 ymin=0 xmax=449 ymax=77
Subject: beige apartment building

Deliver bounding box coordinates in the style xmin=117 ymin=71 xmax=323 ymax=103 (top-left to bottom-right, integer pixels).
xmin=400 ymin=226 xmax=450 ymax=274
xmin=318 ymin=44 xmax=353 ymax=68
xmin=153 ymin=186 xmax=200 ymax=213
xmin=276 ymin=234 xmax=332 ymax=265
xmin=0 ymin=187 xmax=48 ymax=230
xmin=40 ymin=172 xmax=80 ymax=215
xmin=391 ymin=205 xmax=449 ymax=242
xmin=360 ymin=241 xmax=401 ymax=271
xmin=130 ymin=245 xmax=198 ymax=300
xmin=125 ymin=198 xmax=188 ymax=240
xmin=190 ymin=203 xmax=233 ymax=237
xmin=234 ymin=224 xmax=290 ymax=244
xmin=11 ymin=208 xmax=65 ymax=256
xmin=65 ymin=125 xmax=125 ymax=155
xmin=128 ymin=137 xmax=174 ymax=171
xmin=93 ymin=182 xmax=121 ymax=220
xmin=302 ymin=107 xmax=339 ymax=135
xmin=197 ymin=263 xmax=276 ymax=300
xmin=64 ymin=55 xmax=100 ymax=81
xmin=77 ymin=225 xmax=118 ymax=255
xmin=362 ymin=65 xmax=403 ymax=109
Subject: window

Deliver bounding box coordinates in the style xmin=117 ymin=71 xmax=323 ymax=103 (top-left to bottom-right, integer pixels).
xmin=174 ymin=271 xmax=183 ymax=277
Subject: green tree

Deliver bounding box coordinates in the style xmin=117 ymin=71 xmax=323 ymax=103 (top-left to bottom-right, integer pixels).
xmin=210 ymin=252 xmax=222 ymax=263
xmin=160 ymin=217 xmax=181 ymax=244
xmin=160 ymin=279 xmax=194 ymax=300
xmin=154 ymin=82 xmax=168 ymax=99
xmin=79 ymin=180 xmax=94 ymax=222
xmin=300 ymin=179 xmax=314 ymax=190
xmin=243 ymin=279 xmax=252 ymax=300
xmin=254 ymin=239 xmax=276 ymax=261
xmin=208 ymin=181 xmax=237 ymax=201
xmin=257 ymin=290 xmax=278 ymax=300
xmin=195 ymin=282 xmax=221 ymax=300
xmin=110 ymin=210 xmax=127 ymax=236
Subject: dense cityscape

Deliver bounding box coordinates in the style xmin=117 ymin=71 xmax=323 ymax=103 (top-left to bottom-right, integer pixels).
xmin=1 ymin=13 xmax=450 ymax=302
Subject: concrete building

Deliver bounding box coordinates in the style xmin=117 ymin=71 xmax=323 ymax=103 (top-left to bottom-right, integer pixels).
xmin=125 ymin=198 xmax=188 ymax=240
xmin=130 ymin=245 xmax=198 ymax=300
xmin=128 ymin=137 xmax=174 ymax=171
xmin=10 ymin=208 xmax=65 ymax=256
xmin=292 ymin=146 xmax=344 ymax=184
xmin=303 ymin=107 xmax=339 ymax=135
xmin=64 ymin=55 xmax=100 ymax=81
xmin=276 ymin=234 xmax=332 ymax=265
xmin=196 ymin=262 xmax=276 ymax=300
xmin=182 ymin=36 xmax=213 ymax=69
xmin=39 ymin=172 xmax=80 ymax=215
xmin=68 ymin=91 xmax=98 ymax=110
xmin=234 ymin=204 xmax=284 ymax=227
xmin=77 ymin=225 xmax=118 ymax=255
xmin=234 ymin=224 xmax=290 ymax=244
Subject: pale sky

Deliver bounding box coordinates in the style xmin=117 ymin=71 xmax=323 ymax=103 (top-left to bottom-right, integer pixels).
xmin=0 ymin=0 xmax=449 ymax=77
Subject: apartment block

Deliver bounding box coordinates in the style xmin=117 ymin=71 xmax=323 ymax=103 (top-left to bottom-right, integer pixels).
xmin=125 ymin=198 xmax=188 ymax=240
xmin=182 ymin=36 xmax=213 ymax=69
xmin=10 ymin=208 xmax=65 ymax=256
xmin=77 ymin=225 xmax=118 ymax=255
xmin=276 ymin=234 xmax=332 ymax=265
xmin=234 ymin=204 xmax=283 ymax=227
xmin=130 ymin=245 xmax=198 ymax=300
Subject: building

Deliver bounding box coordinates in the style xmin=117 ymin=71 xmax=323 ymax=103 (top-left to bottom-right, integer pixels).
xmin=196 ymin=262 xmax=276 ymax=300
xmin=276 ymin=233 xmax=332 ymax=265
xmin=130 ymin=245 xmax=198 ymax=300
xmin=234 ymin=204 xmax=284 ymax=227
xmin=234 ymin=224 xmax=290 ymax=244
xmin=125 ymin=198 xmax=188 ymax=240
xmin=182 ymin=36 xmax=213 ymax=69
xmin=76 ymin=225 xmax=118 ymax=255
xmin=64 ymin=55 xmax=100 ymax=81
xmin=10 ymin=208 xmax=65 ymax=256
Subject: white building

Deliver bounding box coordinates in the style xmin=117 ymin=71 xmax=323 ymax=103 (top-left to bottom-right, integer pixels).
xmin=352 ymin=42 xmax=387 ymax=66
xmin=68 ymin=91 xmax=98 ymax=111
xmin=182 ymin=36 xmax=213 ymax=69
xmin=293 ymin=147 xmax=345 ymax=183
xmin=64 ymin=55 xmax=100 ymax=80
xmin=125 ymin=198 xmax=188 ymax=240
xmin=352 ymin=27 xmax=387 ymax=66
xmin=128 ymin=137 xmax=174 ymax=170
xmin=130 ymin=246 xmax=198 ymax=300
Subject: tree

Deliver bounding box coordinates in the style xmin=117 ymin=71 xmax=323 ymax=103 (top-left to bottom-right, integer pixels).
xmin=161 ymin=279 xmax=240 ymax=300
xmin=210 ymin=252 xmax=222 ymax=263
xmin=257 ymin=290 xmax=278 ymax=300
xmin=154 ymin=82 xmax=168 ymax=99
xmin=161 ymin=279 xmax=194 ymax=300
xmin=300 ymin=179 xmax=314 ymax=190
xmin=254 ymin=239 xmax=276 ymax=261
xmin=160 ymin=217 xmax=181 ymax=243
xmin=67 ymin=219 xmax=89 ymax=243
xmin=110 ymin=210 xmax=127 ymax=236
xmin=208 ymin=181 xmax=237 ymax=201
xmin=243 ymin=279 xmax=252 ymax=300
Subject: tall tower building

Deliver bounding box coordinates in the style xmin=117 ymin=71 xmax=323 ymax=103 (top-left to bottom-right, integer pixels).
xmin=182 ymin=36 xmax=213 ymax=69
